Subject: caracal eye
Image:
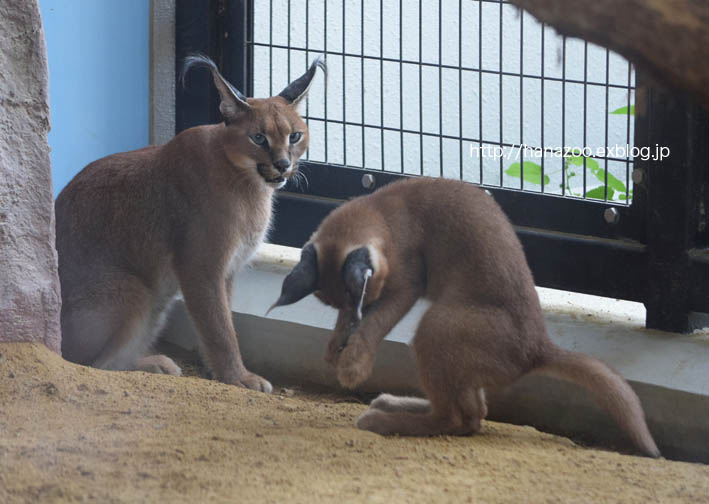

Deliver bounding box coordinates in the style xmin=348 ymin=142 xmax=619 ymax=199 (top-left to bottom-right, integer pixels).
xmin=289 ymin=132 xmax=302 ymax=144
xmin=250 ymin=133 xmax=267 ymax=145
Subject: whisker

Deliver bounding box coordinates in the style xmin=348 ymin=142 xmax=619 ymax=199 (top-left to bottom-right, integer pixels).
xmin=296 ymin=170 xmax=309 ymax=191
xmin=287 ymin=170 xmax=309 ymax=192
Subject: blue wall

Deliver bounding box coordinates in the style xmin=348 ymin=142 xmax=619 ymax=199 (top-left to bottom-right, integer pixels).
xmin=40 ymin=0 xmax=150 ymax=196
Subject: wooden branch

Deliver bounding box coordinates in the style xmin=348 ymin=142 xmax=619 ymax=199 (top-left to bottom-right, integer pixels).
xmin=510 ymin=0 xmax=709 ymax=107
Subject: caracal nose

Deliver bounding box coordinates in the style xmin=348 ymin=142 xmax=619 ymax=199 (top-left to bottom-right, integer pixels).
xmin=274 ymin=158 xmax=290 ymax=174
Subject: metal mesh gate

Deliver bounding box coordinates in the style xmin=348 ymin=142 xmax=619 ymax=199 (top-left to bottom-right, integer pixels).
xmin=249 ymin=0 xmax=636 ymax=202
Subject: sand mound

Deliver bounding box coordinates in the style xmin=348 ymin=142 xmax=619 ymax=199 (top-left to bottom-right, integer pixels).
xmin=1 ymin=342 xmax=708 ymax=503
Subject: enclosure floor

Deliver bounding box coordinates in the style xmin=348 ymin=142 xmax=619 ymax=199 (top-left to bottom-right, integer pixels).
xmin=1 ymin=343 xmax=708 ymax=503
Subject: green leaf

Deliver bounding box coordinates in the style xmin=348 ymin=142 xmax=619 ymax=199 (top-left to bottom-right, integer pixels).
xmin=566 ymin=155 xmax=628 ymax=194
xmin=611 ymin=105 xmax=635 ymax=116
xmin=565 ymin=155 xmax=587 ymax=167
xmin=505 ymin=161 xmax=550 ymax=186
xmin=588 ymin=163 xmax=627 ymax=194
xmin=586 ymin=186 xmax=615 ymax=200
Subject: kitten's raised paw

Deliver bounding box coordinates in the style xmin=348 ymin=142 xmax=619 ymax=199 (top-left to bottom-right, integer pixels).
xmin=236 ymin=371 xmax=273 ymax=393
xmin=136 ymin=355 xmax=182 ymax=376
xmin=324 ymin=335 xmax=345 ymax=366
xmin=336 ymin=341 xmax=375 ymax=389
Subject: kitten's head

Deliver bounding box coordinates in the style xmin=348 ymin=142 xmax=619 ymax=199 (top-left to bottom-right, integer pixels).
xmin=182 ymin=55 xmax=326 ymax=189
xmin=268 ymin=214 xmax=390 ymax=320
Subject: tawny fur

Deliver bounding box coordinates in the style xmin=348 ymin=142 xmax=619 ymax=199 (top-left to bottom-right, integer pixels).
xmin=56 ymin=56 xmax=324 ymax=392
xmin=278 ymin=177 xmax=660 ymax=457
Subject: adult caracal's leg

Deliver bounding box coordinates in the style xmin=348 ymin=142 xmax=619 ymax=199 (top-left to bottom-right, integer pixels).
xmin=176 ymin=253 xmax=272 ymax=392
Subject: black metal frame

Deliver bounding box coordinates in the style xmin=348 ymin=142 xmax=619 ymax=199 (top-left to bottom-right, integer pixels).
xmin=175 ymin=0 xmax=709 ymax=333
xmin=176 ymin=0 xmax=251 ymax=132
xmin=634 ymin=83 xmax=709 ymax=331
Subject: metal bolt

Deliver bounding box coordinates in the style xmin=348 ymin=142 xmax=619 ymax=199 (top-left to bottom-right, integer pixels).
xmin=632 ymin=169 xmax=644 ymax=184
xmin=361 ymin=174 xmax=376 ymax=190
xmin=604 ymin=207 xmax=620 ymax=225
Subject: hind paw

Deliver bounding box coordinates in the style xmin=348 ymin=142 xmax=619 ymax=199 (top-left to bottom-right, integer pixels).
xmin=136 ymin=355 xmax=182 ymax=376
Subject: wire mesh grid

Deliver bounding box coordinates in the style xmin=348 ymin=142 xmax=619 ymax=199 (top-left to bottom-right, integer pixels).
xmin=248 ymin=0 xmax=636 ymax=203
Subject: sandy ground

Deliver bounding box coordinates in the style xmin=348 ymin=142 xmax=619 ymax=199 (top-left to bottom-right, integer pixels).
xmin=1 ymin=343 xmax=708 ymax=503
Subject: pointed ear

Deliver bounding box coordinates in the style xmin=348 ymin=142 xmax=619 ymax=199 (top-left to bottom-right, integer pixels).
xmin=181 ymin=54 xmax=250 ymax=123
xmin=267 ymin=243 xmax=319 ymax=314
xmin=278 ymin=55 xmax=327 ymax=106
xmin=342 ymin=247 xmax=374 ymax=320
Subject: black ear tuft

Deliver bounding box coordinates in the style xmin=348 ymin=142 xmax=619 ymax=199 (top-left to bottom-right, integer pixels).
xmin=342 ymin=247 xmax=374 ymax=320
xmin=278 ymin=55 xmax=327 ymax=105
xmin=181 ymin=53 xmax=250 ymax=122
xmin=267 ymin=244 xmax=319 ymax=314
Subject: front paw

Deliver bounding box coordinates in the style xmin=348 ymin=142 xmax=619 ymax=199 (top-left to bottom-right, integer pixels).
xmin=336 ymin=340 xmax=375 ymax=389
xmin=235 ymin=370 xmax=273 ymax=393
xmin=324 ymin=334 xmax=346 ymax=366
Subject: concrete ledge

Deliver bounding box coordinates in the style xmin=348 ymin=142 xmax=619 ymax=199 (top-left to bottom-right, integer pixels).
xmin=162 ymin=243 xmax=709 ymax=463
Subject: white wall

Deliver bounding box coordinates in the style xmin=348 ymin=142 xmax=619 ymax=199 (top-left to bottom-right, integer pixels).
xmin=252 ymin=0 xmax=635 ymax=201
